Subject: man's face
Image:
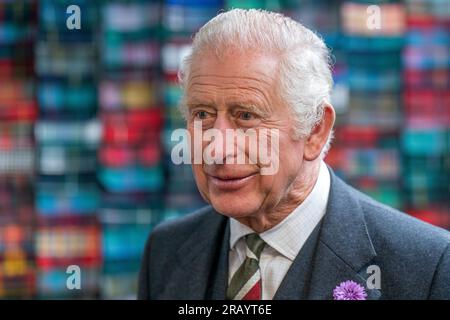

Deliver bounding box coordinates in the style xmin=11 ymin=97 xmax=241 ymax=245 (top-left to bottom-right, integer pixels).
xmin=185 ymin=50 xmax=307 ymax=219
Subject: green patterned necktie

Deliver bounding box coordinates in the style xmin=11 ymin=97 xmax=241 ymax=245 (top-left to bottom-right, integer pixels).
xmin=227 ymin=233 xmax=266 ymax=300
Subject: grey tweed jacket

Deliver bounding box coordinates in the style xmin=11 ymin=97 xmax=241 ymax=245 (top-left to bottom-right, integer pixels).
xmin=138 ymin=167 xmax=450 ymax=300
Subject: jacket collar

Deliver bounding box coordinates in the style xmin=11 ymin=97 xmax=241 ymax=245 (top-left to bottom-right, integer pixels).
xmin=306 ymin=166 xmax=380 ymax=299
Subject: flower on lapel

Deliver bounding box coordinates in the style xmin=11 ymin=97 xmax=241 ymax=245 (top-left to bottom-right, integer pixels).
xmin=333 ymin=280 xmax=367 ymax=300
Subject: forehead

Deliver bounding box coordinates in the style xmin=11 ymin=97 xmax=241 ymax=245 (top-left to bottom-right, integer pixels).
xmin=185 ymin=50 xmax=280 ymax=107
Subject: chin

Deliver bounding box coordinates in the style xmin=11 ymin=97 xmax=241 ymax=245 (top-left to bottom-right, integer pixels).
xmin=209 ymin=194 xmax=261 ymax=219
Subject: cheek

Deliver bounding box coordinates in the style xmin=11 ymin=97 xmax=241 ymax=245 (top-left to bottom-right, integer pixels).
xmin=252 ymin=131 xmax=304 ymax=191
xmin=257 ymin=174 xmax=276 ymax=195
xmin=281 ymin=132 xmax=304 ymax=162
xmin=276 ymin=138 xmax=305 ymax=181
xmin=192 ymin=164 xmax=206 ymax=185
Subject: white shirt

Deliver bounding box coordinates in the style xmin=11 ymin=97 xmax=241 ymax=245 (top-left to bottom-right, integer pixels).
xmin=228 ymin=161 xmax=331 ymax=300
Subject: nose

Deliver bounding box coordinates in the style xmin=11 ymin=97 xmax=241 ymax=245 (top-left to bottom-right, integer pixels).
xmin=213 ymin=112 xmax=234 ymax=132
xmin=206 ymin=113 xmax=237 ymax=164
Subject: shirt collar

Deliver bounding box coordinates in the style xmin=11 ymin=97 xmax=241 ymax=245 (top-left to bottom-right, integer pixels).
xmin=229 ymin=161 xmax=331 ymax=261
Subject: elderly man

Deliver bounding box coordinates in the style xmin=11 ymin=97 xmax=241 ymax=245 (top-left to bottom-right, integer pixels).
xmin=138 ymin=9 xmax=450 ymax=300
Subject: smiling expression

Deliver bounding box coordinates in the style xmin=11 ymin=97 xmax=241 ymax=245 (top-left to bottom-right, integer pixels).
xmin=184 ymin=50 xmax=308 ymax=219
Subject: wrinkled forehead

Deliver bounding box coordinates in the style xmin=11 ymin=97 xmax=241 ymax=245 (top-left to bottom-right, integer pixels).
xmin=190 ymin=46 xmax=279 ymax=78
xmin=184 ymin=50 xmax=281 ymax=108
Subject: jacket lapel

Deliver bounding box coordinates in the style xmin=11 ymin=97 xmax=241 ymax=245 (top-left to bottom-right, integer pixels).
xmin=163 ymin=208 xmax=229 ymax=299
xmin=307 ymin=167 xmax=381 ymax=300
xmin=273 ymin=220 xmax=323 ymax=300
xmin=208 ymin=219 xmax=230 ymax=299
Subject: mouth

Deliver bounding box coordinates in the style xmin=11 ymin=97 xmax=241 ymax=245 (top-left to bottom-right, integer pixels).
xmin=207 ymin=172 xmax=257 ymax=191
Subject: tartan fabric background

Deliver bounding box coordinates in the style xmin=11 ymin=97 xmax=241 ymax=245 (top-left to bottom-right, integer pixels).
xmin=0 ymin=0 xmax=449 ymax=299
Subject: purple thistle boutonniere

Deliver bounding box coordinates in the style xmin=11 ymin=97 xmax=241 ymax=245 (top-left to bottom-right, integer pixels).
xmin=333 ymin=280 xmax=367 ymax=300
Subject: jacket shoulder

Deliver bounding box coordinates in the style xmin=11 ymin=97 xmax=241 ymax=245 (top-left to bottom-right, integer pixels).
xmin=356 ymin=188 xmax=450 ymax=249
xmin=341 ymin=181 xmax=450 ymax=298
xmin=146 ymin=206 xmax=221 ymax=255
xmin=137 ymin=205 xmax=219 ymax=299
xmin=151 ymin=205 xmax=216 ymax=244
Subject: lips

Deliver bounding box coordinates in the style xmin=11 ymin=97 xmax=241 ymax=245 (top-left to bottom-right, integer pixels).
xmin=207 ymin=172 xmax=257 ymax=191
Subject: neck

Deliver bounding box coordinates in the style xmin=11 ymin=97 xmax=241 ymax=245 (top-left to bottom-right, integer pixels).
xmin=237 ymin=160 xmax=321 ymax=233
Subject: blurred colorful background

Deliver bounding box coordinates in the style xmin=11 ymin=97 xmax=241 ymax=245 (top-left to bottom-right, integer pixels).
xmin=0 ymin=0 xmax=448 ymax=299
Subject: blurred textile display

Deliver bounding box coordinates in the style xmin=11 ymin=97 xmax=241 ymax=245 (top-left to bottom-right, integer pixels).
xmin=0 ymin=0 xmax=449 ymax=299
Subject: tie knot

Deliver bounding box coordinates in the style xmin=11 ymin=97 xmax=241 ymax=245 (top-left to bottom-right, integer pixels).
xmin=245 ymin=233 xmax=265 ymax=260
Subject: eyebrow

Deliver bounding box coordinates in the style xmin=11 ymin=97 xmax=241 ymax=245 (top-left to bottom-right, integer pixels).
xmin=185 ymin=103 xmax=215 ymax=113
xmin=186 ymin=99 xmax=270 ymax=114
xmin=185 ymin=97 xmax=215 ymax=108
xmin=228 ymin=102 xmax=270 ymax=118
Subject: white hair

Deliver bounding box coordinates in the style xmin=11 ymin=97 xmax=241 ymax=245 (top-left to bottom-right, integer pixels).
xmin=178 ymin=9 xmax=334 ymax=157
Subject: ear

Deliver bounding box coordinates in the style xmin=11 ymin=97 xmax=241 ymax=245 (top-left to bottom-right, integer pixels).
xmin=304 ymin=103 xmax=335 ymax=161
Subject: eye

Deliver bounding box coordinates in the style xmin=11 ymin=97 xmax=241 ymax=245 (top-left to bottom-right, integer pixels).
xmin=234 ymin=110 xmax=262 ymax=128
xmin=238 ymin=111 xmax=255 ymax=121
xmin=194 ymin=110 xmax=209 ymax=120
